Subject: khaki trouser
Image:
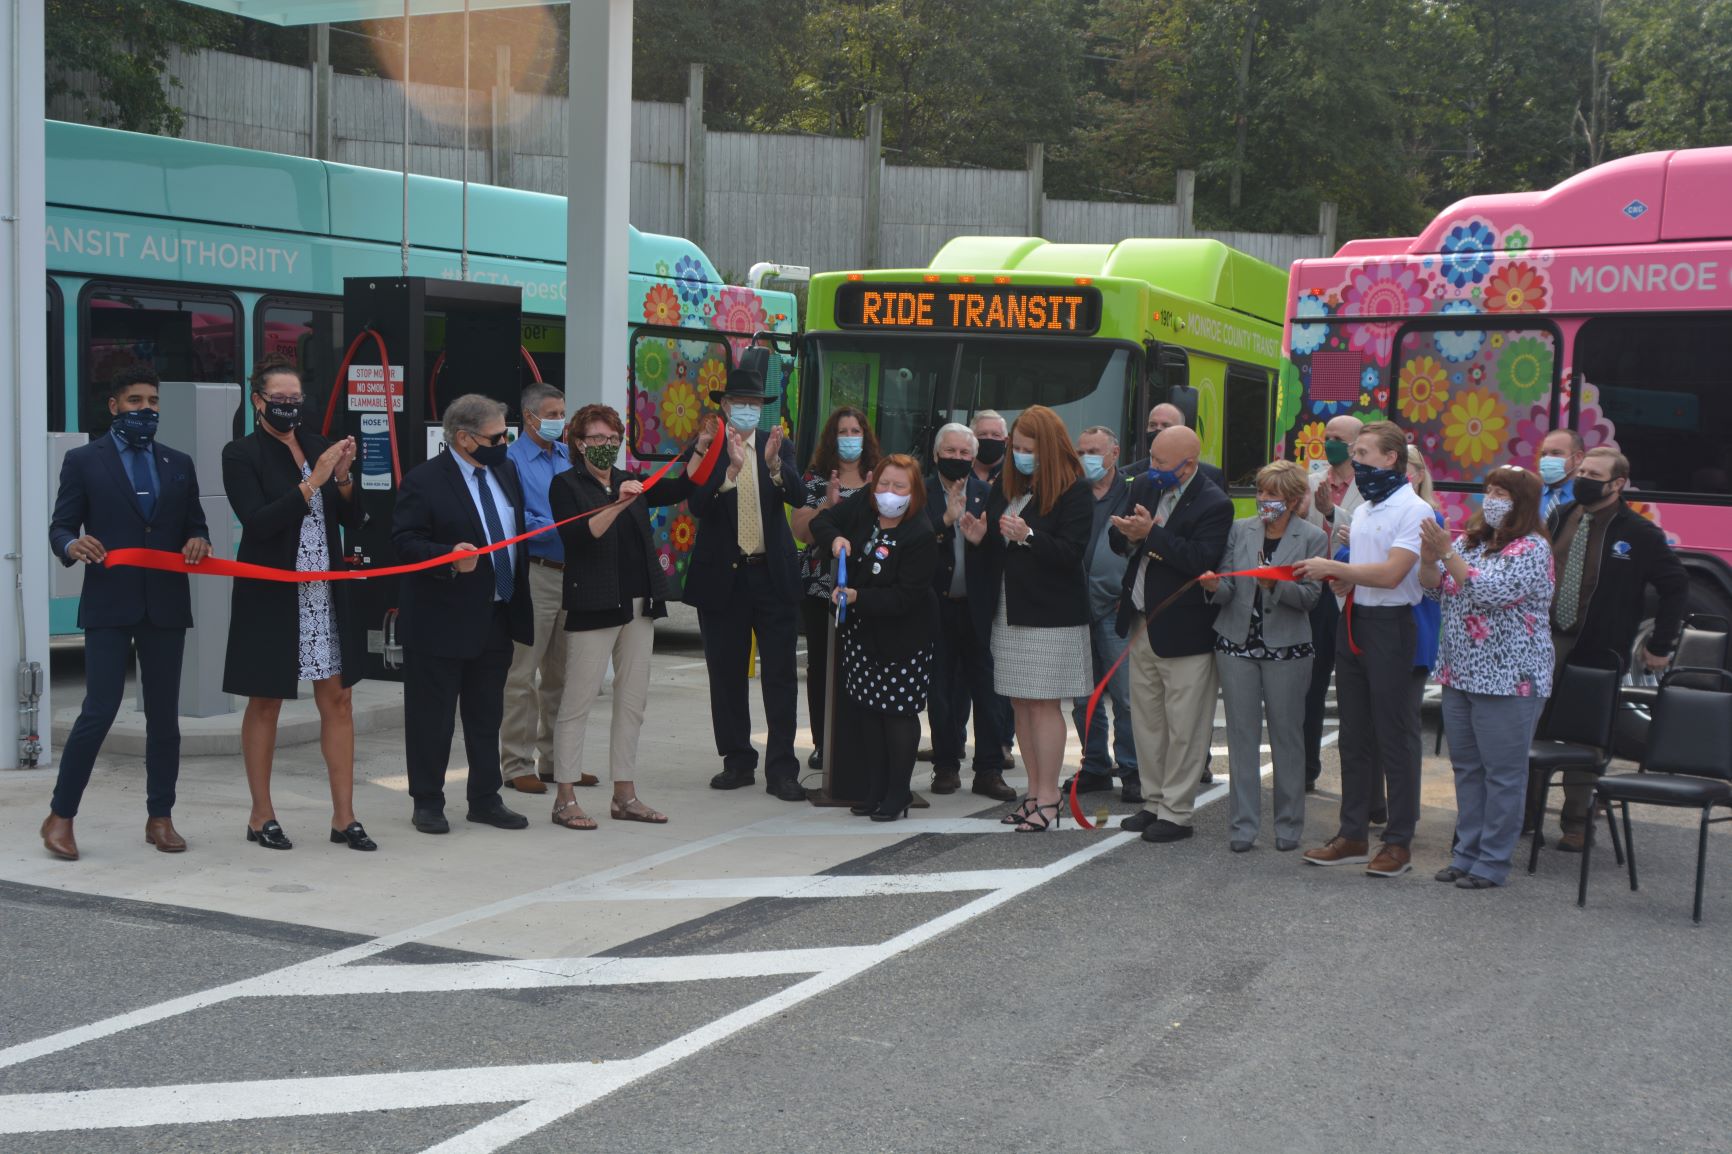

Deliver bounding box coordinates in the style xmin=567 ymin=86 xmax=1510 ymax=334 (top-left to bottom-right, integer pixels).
xmin=554 ymin=600 xmax=654 ymax=784
xmin=500 ymin=560 xmax=568 ymax=781
xmin=1127 ymin=616 xmax=1218 ymax=826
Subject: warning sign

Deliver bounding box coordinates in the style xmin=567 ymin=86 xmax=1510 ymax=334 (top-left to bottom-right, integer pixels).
xmin=359 ymin=413 xmax=392 ymax=491
xmin=347 ymin=364 xmax=406 ymax=412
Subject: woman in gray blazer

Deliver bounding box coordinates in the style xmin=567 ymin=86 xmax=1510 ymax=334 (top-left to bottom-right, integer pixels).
xmin=1200 ymin=461 xmax=1328 ymax=852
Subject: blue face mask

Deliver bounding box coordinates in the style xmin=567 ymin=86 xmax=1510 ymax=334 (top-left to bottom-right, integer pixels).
xmin=1080 ymin=453 xmax=1107 ymax=482
xmin=837 ymin=435 xmax=864 ymax=462
xmin=1146 ymin=460 xmax=1188 ymax=491
xmin=538 ymin=417 xmax=566 ymax=443
xmin=1537 ymin=456 xmax=1567 ymax=485
xmin=727 ymin=404 xmax=761 ymax=432
xmin=1352 ymin=459 xmax=1409 ymax=504
xmin=1012 ymin=451 xmax=1037 ymax=476
xmin=112 ymin=408 xmax=159 ymax=449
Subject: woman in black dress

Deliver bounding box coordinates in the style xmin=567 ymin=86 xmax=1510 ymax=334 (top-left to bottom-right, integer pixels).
xmin=810 ymin=453 xmax=939 ymax=821
xmin=221 ymin=356 xmax=373 ymax=851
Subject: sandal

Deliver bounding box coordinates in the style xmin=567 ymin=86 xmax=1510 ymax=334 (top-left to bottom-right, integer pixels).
xmin=551 ymin=802 xmax=597 ymax=830
xmin=610 ymin=796 xmax=667 ymax=824
xmin=1015 ymin=802 xmax=1061 ymax=833
xmin=1000 ymin=796 xmax=1037 ymax=826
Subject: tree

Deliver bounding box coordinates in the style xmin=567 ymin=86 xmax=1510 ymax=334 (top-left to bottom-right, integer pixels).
xmin=46 ymin=0 xmax=235 ymax=136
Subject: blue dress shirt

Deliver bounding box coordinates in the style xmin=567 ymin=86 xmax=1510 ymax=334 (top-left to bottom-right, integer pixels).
xmin=507 ymin=432 xmax=571 ymax=562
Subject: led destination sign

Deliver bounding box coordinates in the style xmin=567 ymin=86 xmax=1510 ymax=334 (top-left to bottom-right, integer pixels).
xmin=835 ymin=282 xmax=1103 ymax=336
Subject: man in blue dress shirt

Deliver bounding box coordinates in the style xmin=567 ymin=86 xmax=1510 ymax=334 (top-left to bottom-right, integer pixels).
xmin=1537 ymin=428 xmax=1583 ymax=520
xmin=501 ymin=383 xmax=576 ymax=795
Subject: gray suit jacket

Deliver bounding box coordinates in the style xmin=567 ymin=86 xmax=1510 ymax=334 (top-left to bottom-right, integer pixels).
xmin=1206 ymin=515 xmax=1328 ymax=649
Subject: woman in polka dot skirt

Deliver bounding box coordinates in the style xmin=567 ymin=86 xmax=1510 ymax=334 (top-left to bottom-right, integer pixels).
xmin=811 ymin=454 xmax=939 ymax=821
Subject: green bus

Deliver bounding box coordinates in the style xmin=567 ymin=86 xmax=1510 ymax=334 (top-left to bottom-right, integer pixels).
xmin=797 ymin=237 xmax=1288 ymax=492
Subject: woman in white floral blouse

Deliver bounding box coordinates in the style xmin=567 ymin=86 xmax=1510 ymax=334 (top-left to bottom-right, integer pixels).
xmin=1419 ymin=466 xmax=1554 ymax=890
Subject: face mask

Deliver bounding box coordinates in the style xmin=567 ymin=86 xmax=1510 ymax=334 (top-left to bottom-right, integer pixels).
xmin=837 ymin=435 xmax=864 ymax=462
xmin=1257 ymin=499 xmax=1288 ymax=523
xmin=1012 ymin=451 xmax=1037 ymax=476
xmin=111 ymin=408 xmax=159 ymax=449
xmin=1573 ymin=477 xmax=1615 ymax=507
xmin=728 ymin=405 xmax=761 ymax=432
xmin=469 ymin=437 xmax=509 ymax=468
xmin=584 ymin=442 xmax=620 ymax=471
xmin=975 ymin=439 xmax=1005 ymax=466
xmin=1480 ymin=495 xmax=1512 ymax=528
xmin=935 ymin=456 xmax=972 ymax=482
xmin=1324 ymin=439 xmax=1351 ymax=466
xmin=1080 ymin=453 xmax=1108 ymax=482
xmin=1352 ymin=459 xmax=1408 ymax=504
xmin=539 ymin=417 xmax=567 ymax=443
xmin=1146 ymin=460 xmax=1187 ymax=491
xmin=260 ymin=400 xmax=301 ymax=434
xmin=1537 ymin=456 xmax=1567 ymax=485
xmin=875 ymin=490 xmax=911 ymax=517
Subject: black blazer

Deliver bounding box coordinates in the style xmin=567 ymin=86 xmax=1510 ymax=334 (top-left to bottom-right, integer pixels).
xmin=391 ymin=451 xmax=534 ymax=658
xmin=980 ymin=477 xmax=1092 ymax=629
xmin=810 ymin=488 xmax=939 ymax=660
xmin=681 ymin=434 xmax=809 ymax=612
xmin=1110 ymin=471 xmax=1233 ymax=657
xmin=220 ymin=428 xmax=364 ymax=699
xmin=924 ymin=470 xmax=996 ymax=638
xmin=551 ymin=464 xmax=680 ymax=622
xmin=49 ymin=433 xmax=209 ymax=630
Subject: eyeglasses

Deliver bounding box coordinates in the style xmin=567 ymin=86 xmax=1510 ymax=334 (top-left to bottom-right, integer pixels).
xmin=473 ymin=430 xmax=509 ymax=446
xmin=262 ymin=393 xmax=304 ymax=405
xmin=581 ymin=434 xmax=622 ymax=447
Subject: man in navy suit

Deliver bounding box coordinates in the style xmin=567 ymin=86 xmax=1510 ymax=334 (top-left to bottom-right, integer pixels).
xmin=392 ymin=394 xmax=536 ymax=834
xmin=924 ymin=423 xmax=1016 ymax=801
xmin=683 ymin=368 xmax=809 ymax=801
xmin=43 ymin=363 xmax=212 ymax=860
xmin=1109 ymin=425 xmax=1232 ymax=844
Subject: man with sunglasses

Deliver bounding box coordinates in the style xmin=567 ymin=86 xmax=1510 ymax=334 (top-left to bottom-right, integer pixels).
xmin=392 ymin=394 xmax=536 ymax=835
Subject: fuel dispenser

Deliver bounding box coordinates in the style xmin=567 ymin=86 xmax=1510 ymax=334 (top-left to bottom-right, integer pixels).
xmin=322 ymin=277 xmax=525 ymax=681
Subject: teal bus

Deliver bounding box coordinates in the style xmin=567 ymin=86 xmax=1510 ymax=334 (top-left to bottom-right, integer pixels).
xmin=42 ymin=120 xmax=797 ymax=630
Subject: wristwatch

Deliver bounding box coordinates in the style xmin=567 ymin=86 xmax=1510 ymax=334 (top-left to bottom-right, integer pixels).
xmin=334 ymin=473 xmax=353 ymax=485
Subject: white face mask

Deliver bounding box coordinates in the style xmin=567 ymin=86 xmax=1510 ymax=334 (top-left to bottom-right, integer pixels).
xmin=1481 ymin=495 xmax=1513 ymax=528
xmin=875 ymin=490 xmax=911 ymax=518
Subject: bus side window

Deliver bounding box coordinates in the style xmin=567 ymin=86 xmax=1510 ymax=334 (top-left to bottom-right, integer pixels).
xmin=80 ymin=281 xmax=240 ymax=434
xmin=1222 ymin=365 xmax=1271 ymax=489
xmin=1151 ymin=345 xmax=1197 ymax=433
xmin=629 ymin=332 xmax=731 ymax=461
xmin=1575 ymin=314 xmax=1732 ymax=496
xmin=258 ymin=296 xmax=342 ymax=437
xmin=47 ymin=278 xmax=65 ymax=433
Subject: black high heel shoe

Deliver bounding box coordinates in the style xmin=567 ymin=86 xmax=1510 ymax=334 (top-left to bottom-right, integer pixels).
xmin=245 ymin=820 xmax=292 ymax=850
xmin=330 ymin=822 xmax=377 ymax=851
xmin=870 ymin=798 xmax=912 ymax=823
xmin=1015 ymin=803 xmax=1061 ymax=833
xmin=849 ymin=802 xmax=875 ymax=816
xmin=1000 ymin=796 xmax=1036 ymax=826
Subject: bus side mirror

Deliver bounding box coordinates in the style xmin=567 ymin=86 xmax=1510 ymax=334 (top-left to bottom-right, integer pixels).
xmin=1169 ymin=383 xmax=1200 ymax=433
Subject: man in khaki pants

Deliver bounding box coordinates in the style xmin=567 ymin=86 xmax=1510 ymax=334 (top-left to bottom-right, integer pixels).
xmin=501 ymin=384 xmax=592 ymax=793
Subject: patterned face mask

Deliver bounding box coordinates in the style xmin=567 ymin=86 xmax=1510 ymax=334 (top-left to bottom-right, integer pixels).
xmin=584 ymin=442 xmax=621 ymax=471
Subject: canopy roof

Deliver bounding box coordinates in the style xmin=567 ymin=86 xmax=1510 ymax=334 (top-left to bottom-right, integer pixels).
xmin=177 ymin=0 xmax=566 ymax=25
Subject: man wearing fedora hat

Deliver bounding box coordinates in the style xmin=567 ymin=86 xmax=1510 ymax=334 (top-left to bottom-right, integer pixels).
xmin=683 ymin=363 xmax=810 ymax=801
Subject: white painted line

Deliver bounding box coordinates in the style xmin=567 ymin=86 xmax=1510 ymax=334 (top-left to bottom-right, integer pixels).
xmin=257 ymin=947 xmax=879 ymax=997
xmin=565 ymin=868 xmax=1045 ymax=902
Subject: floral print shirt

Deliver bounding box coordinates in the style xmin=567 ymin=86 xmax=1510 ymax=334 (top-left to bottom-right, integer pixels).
xmin=1427 ymin=531 xmax=1556 ymax=698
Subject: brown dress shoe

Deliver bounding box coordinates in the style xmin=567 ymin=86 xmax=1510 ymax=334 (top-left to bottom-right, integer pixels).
xmin=144 ymin=816 xmax=187 ymax=853
xmin=971 ymin=773 xmax=1017 ymax=802
xmin=40 ymin=814 xmax=77 ymax=861
xmin=505 ymin=775 xmax=548 ymax=795
xmin=1302 ymin=837 xmax=1370 ymax=866
xmin=1365 ymin=843 xmax=1412 ymax=877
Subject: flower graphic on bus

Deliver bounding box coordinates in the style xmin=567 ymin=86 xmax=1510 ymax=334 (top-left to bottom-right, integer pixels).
xmin=1341 ymin=262 xmax=1430 ymax=362
xmin=711 ymin=286 xmax=769 ymax=344
xmin=673 ymin=255 xmax=710 ymax=307
xmin=696 ymin=358 xmax=727 ymax=400
xmin=1295 ymin=421 xmax=1327 ymax=463
xmin=643 ymin=284 xmax=682 ymax=326
xmin=1290 ymin=294 xmax=1330 ymax=356
xmin=632 ymin=388 xmax=662 ymax=450
xmin=660 ymin=379 xmax=702 ymax=443
xmin=1501 ymin=226 xmax=1532 ymax=253
xmin=635 ymin=338 xmax=671 ymax=388
xmin=1497 ymin=337 xmax=1552 ymax=405
xmin=1398 ymin=355 xmax=1450 ymax=424
xmin=1438 ymin=219 xmax=1497 ymax=288
xmin=1434 ymin=300 xmax=1485 ymax=362
xmin=1484 ymin=261 xmax=1547 ymax=313
xmin=1441 ymin=388 xmax=1509 ymax=466
xmin=669 ymin=513 xmax=697 ymax=552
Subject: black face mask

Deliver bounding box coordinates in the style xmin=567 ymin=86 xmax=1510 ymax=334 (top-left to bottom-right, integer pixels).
xmin=469 ymin=438 xmax=509 ymax=468
xmin=261 ymin=401 xmax=301 ymax=433
xmin=974 ymin=439 xmax=1005 ymax=466
xmin=935 ymin=456 xmax=972 ymax=482
xmin=1352 ymin=459 xmax=1408 ymax=504
xmin=1573 ymin=477 xmax=1617 ymax=507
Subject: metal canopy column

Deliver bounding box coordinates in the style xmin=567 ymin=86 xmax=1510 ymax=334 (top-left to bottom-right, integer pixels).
xmin=564 ymin=0 xmax=633 ymax=411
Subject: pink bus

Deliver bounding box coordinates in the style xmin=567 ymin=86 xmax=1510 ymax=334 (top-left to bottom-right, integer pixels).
xmin=1278 ymin=146 xmax=1732 ymax=630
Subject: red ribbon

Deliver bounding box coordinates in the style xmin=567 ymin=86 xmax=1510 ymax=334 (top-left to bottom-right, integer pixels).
xmin=1068 ymin=563 xmax=1305 ymax=829
xmin=102 ymin=452 xmax=687 ymax=583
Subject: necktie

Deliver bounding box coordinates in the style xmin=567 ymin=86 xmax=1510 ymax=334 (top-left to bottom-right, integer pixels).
xmin=128 ymin=447 xmax=157 ymax=521
xmin=737 ymin=437 xmax=764 ymax=555
xmin=1553 ymin=510 xmax=1592 ymax=631
xmin=474 ymin=466 xmax=514 ymax=602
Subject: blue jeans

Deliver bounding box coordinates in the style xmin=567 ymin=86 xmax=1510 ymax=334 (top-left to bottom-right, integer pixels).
xmin=1443 ymin=686 xmax=1545 ymax=885
xmin=1071 ymin=614 xmax=1137 ymax=776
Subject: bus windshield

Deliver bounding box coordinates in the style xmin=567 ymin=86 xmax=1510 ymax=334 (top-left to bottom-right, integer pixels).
xmin=803 ymin=334 xmax=1138 ymax=463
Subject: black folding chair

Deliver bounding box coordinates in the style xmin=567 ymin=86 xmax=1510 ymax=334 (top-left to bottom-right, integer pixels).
xmin=1527 ymin=657 xmax=1624 ymax=874
xmin=1613 ymin=615 xmax=1730 ymax=762
xmin=1579 ymin=669 xmax=1732 ymax=924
